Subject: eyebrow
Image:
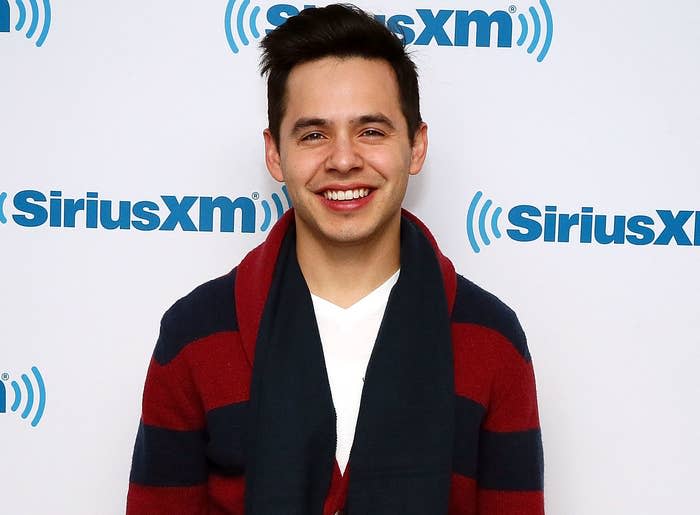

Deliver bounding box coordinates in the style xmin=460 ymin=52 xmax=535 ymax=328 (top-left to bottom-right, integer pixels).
xmin=291 ymin=117 xmax=330 ymax=134
xmin=290 ymin=113 xmax=396 ymax=135
xmin=355 ymin=113 xmax=395 ymax=130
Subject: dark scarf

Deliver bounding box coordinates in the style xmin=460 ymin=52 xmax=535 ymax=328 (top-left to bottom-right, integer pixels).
xmin=244 ymin=216 xmax=455 ymax=515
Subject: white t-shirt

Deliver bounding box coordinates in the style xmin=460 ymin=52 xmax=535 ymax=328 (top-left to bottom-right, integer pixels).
xmin=310 ymin=269 xmax=400 ymax=475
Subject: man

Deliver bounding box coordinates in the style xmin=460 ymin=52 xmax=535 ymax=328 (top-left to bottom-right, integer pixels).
xmin=127 ymin=5 xmax=544 ymax=514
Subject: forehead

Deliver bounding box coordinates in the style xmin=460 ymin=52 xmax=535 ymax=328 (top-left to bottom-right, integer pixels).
xmin=282 ymin=57 xmax=403 ymax=126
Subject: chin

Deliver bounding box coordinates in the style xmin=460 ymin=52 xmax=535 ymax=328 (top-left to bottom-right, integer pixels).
xmin=319 ymin=227 xmax=372 ymax=245
xmin=320 ymin=218 xmax=395 ymax=247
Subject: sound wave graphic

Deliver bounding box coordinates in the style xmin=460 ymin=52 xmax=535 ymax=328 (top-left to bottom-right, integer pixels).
xmin=1 ymin=366 xmax=46 ymax=427
xmin=466 ymin=191 xmax=503 ymax=253
xmin=259 ymin=185 xmax=292 ymax=232
xmin=225 ymin=0 xmax=262 ymax=54
xmin=516 ymin=0 xmax=553 ymax=62
xmin=1 ymin=0 xmax=52 ymax=47
xmin=0 ymin=192 xmax=8 ymax=224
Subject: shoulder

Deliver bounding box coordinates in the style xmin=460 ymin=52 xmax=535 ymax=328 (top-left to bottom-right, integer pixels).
xmin=153 ymin=269 xmax=239 ymax=365
xmin=451 ymin=274 xmax=530 ymax=362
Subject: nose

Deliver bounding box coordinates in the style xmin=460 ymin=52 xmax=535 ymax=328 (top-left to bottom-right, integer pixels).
xmin=325 ymin=135 xmax=363 ymax=174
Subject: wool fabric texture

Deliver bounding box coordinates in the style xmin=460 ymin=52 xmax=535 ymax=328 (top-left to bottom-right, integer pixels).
xmin=244 ymin=217 xmax=454 ymax=515
xmin=127 ymin=209 xmax=545 ymax=515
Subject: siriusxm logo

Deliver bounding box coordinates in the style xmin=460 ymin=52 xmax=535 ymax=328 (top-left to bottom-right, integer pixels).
xmin=1 ymin=367 xmax=46 ymax=427
xmin=0 ymin=0 xmax=51 ymax=47
xmin=467 ymin=191 xmax=700 ymax=253
xmin=0 ymin=186 xmax=291 ymax=233
xmin=225 ymin=1 xmax=554 ymax=62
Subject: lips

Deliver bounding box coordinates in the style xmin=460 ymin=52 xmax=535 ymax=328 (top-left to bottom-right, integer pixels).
xmin=322 ymin=188 xmax=371 ymax=201
xmin=316 ymin=185 xmax=375 ymax=212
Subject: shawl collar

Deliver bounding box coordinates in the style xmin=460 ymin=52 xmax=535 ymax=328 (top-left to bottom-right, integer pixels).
xmin=235 ymin=209 xmax=458 ymax=361
xmin=236 ymin=209 xmax=458 ymax=515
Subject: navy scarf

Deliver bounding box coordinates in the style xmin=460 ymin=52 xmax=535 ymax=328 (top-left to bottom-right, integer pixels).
xmin=245 ymin=216 xmax=454 ymax=515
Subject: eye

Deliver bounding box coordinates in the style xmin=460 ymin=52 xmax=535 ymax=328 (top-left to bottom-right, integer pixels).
xmin=301 ymin=132 xmax=325 ymax=142
xmin=361 ymin=128 xmax=384 ymax=138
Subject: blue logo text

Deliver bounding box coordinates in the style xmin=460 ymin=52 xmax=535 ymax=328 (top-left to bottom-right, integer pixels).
xmin=0 ymin=187 xmax=291 ymax=233
xmin=467 ymin=191 xmax=700 ymax=252
xmin=225 ymin=1 xmax=554 ymax=62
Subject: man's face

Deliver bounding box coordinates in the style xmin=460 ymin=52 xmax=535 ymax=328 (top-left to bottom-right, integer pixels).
xmin=264 ymin=56 xmax=428 ymax=248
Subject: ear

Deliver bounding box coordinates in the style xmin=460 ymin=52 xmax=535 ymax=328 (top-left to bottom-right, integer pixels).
xmin=408 ymin=122 xmax=428 ymax=176
xmin=263 ymin=128 xmax=284 ymax=182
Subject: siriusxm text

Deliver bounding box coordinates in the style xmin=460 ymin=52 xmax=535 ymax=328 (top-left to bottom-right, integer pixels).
xmin=8 ymin=190 xmax=257 ymax=232
xmin=508 ymin=205 xmax=700 ymax=246
xmin=267 ymin=4 xmax=513 ymax=47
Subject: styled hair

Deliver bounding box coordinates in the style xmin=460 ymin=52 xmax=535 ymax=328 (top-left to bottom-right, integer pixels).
xmin=260 ymin=3 xmax=422 ymax=145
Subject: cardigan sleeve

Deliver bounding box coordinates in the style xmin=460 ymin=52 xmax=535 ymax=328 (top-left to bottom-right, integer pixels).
xmin=126 ymin=318 xmax=209 ymax=515
xmin=476 ymin=332 xmax=545 ymax=515
xmin=126 ymin=269 xmax=248 ymax=514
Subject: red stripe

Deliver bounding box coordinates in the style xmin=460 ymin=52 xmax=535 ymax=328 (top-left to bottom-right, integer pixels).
xmin=452 ymin=324 xmax=496 ymax=407
xmin=126 ymin=483 xmax=208 ymax=515
xmin=452 ymin=323 xmax=540 ymax=432
xmin=208 ymin=474 xmax=246 ymax=515
xmin=478 ymin=489 xmax=545 ymax=515
xmin=483 ymin=358 xmax=540 ymax=432
xmin=236 ymin=209 xmax=293 ymax=365
xmin=142 ymin=331 xmax=252 ymax=429
xmin=182 ymin=332 xmax=252 ymax=411
xmin=323 ymin=460 xmax=349 ymax=515
xmin=449 ymin=473 xmax=477 ymax=515
xmin=128 ymin=477 xmax=543 ymax=514
xmin=141 ymin=356 xmax=205 ymax=430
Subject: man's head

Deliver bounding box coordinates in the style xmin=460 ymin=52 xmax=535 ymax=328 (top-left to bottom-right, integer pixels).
xmin=260 ymin=4 xmax=422 ymax=146
xmin=259 ymin=4 xmax=428 ymax=249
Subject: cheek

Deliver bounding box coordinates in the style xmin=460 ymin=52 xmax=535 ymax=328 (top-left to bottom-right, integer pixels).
xmin=282 ymin=150 xmax=326 ymax=183
xmin=365 ymin=148 xmax=412 ymax=179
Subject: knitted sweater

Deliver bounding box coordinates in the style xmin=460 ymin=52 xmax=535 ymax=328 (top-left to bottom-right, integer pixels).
xmin=127 ymin=211 xmax=544 ymax=515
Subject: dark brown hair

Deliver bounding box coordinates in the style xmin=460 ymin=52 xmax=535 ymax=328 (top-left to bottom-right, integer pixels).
xmin=260 ymin=3 xmax=422 ymax=145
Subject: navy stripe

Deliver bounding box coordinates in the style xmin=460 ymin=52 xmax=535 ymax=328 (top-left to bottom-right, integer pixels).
xmin=452 ymin=395 xmax=486 ymax=478
xmin=155 ymin=269 xmax=238 ymax=364
xmin=130 ymin=421 xmax=208 ymax=486
xmin=478 ymin=428 xmax=544 ymax=491
xmin=206 ymin=401 xmax=249 ymax=476
xmin=451 ymin=274 xmax=530 ymax=361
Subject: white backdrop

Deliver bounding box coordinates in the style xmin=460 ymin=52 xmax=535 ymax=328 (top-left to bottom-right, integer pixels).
xmin=1 ymin=1 xmax=699 ymax=513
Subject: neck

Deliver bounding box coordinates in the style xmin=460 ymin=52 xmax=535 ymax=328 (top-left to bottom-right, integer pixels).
xmin=296 ymin=215 xmax=401 ymax=309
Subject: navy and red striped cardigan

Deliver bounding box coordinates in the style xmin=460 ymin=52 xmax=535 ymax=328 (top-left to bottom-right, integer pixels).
xmin=127 ymin=210 xmax=544 ymax=514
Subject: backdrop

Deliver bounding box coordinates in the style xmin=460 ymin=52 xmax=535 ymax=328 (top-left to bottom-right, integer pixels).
xmin=1 ymin=1 xmax=698 ymax=513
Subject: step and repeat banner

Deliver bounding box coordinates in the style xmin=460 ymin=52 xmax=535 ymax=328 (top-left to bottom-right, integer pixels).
xmin=1 ymin=1 xmax=698 ymax=513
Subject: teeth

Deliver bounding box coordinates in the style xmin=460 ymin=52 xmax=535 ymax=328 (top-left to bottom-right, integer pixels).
xmin=323 ymin=188 xmax=370 ymax=201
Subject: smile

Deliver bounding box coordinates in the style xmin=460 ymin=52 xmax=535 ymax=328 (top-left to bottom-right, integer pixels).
xmin=322 ymin=188 xmax=371 ymax=201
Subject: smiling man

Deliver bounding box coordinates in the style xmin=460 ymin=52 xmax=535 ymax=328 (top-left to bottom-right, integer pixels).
xmin=263 ymin=55 xmax=426 ymax=309
xmin=127 ymin=5 xmax=544 ymax=515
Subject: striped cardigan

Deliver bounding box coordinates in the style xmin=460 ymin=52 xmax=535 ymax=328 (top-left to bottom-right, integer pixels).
xmin=127 ymin=211 xmax=544 ymax=514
